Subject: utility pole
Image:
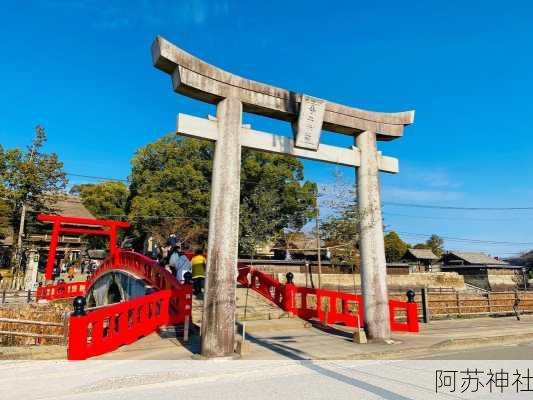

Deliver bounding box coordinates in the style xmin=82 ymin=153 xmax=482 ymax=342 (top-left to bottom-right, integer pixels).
xmin=315 ymin=191 xmax=322 ymax=289
xmin=17 ymin=136 xmax=38 ymax=285
xmin=13 ymin=201 xmax=28 ymax=289
xmin=16 ymin=202 xmax=27 ymax=266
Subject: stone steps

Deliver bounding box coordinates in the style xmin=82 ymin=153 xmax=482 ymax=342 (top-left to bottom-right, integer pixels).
xmin=191 ymin=286 xmax=288 ymax=324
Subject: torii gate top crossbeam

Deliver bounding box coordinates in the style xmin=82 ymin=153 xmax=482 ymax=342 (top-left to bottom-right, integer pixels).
xmin=152 ymin=36 xmax=414 ymax=141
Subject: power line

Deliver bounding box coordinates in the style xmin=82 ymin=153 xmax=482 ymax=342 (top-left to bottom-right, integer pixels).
xmin=382 ymin=211 xmax=533 ymax=222
xmin=384 ymin=201 xmax=533 ymax=211
xmin=66 ymin=173 xmax=128 ymax=183
xmin=63 ymin=172 xmax=533 ymax=211
xmin=392 ymin=230 xmax=533 ymax=246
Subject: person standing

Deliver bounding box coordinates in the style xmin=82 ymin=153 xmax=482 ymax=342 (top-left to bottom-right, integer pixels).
xmin=168 ymin=246 xmax=180 ymax=273
xmin=67 ymin=265 xmax=75 ymax=281
xmin=191 ymin=249 xmax=206 ymax=297
xmin=176 ymin=250 xmax=192 ymax=281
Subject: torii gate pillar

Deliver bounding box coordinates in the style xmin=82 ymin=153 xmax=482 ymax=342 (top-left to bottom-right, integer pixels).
xmin=201 ymin=97 xmax=243 ymax=357
xmin=356 ymin=131 xmax=390 ymax=340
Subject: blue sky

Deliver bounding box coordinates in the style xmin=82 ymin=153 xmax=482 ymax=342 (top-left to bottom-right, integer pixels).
xmin=1 ymin=0 xmax=532 ymax=257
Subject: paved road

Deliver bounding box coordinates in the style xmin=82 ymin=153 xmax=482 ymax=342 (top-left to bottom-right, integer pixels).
xmin=3 ymin=358 xmax=533 ymax=400
xmin=417 ymin=341 xmax=533 ymax=360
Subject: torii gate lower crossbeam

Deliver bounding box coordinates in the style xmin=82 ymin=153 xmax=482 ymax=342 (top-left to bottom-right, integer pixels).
xmin=36 ymin=214 xmax=130 ymax=281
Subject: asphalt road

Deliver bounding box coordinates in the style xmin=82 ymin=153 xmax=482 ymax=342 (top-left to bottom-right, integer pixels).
xmin=3 ymin=358 xmax=533 ymax=400
xmin=417 ymin=341 xmax=533 ymax=360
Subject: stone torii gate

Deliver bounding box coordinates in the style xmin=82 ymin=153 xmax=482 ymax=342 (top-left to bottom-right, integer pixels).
xmin=152 ymin=36 xmax=414 ymax=357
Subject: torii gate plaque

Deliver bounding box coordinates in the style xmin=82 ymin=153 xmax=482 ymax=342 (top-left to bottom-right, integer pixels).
xmin=152 ymin=36 xmax=414 ymax=356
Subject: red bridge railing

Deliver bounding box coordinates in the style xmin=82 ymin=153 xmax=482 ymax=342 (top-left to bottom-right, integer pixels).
xmin=36 ymin=281 xmax=88 ymax=301
xmin=68 ymin=289 xmax=183 ymax=360
xmin=37 ymin=250 xmax=191 ymax=303
xmin=238 ymin=264 xmax=418 ymax=333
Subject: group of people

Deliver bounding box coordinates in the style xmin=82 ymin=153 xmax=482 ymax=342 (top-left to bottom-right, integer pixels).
xmin=49 ymin=258 xmax=99 ymax=281
xmin=163 ymin=247 xmax=206 ymax=297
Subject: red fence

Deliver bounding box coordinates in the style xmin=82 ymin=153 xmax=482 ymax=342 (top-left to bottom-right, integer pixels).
xmin=290 ymin=286 xmax=365 ymax=328
xmin=36 ymin=281 xmax=88 ymax=301
xmin=68 ymin=289 xmax=183 ymax=360
xmin=238 ymin=264 xmax=418 ymax=333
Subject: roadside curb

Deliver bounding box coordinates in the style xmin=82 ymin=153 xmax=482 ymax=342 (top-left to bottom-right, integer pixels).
xmin=325 ymin=332 xmax=533 ymax=360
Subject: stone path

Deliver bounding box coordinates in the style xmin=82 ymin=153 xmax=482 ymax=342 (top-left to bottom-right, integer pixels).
xmin=97 ymin=314 xmax=533 ymax=360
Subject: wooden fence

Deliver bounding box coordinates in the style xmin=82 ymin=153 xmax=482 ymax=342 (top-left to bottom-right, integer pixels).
xmin=0 ymin=289 xmax=36 ymax=304
xmin=387 ymin=288 xmax=533 ymax=322
xmin=0 ymin=309 xmax=68 ymax=346
xmin=315 ymin=284 xmax=533 ymax=322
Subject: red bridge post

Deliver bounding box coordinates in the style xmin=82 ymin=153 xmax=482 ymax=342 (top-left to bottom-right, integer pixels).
xmin=283 ymin=272 xmax=296 ymax=315
xmin=67 ymin=296 xmax=88 ymax=361
xmin=406 ymin=289 xmax=419 ymax=333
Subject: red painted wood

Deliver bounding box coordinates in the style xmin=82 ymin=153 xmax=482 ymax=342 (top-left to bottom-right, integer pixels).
xmin=238 ymin=265 xmax=419 ymax=333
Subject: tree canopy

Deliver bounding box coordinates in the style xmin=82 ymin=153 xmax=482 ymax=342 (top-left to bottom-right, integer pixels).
xmin=0 ymin=127 xmax=67 ymax=210
xmin=126 ymin=135 xmax=316 ymax=253
xmin=0 ymin=126 xmax=67 ymax=244
xmin=384 ymin=231 xmax=409 ymax=262
xmin=413 ymin=234 xmax=445 ymax=257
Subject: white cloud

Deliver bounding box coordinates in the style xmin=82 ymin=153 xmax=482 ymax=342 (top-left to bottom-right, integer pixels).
xmin=401 ymin=165 xmax=462 ymax=189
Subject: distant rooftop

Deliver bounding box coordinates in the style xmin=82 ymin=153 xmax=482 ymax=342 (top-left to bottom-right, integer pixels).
xmin=405 ymin=248 xmax=439 ymax=260
xmin=1 ymin=196 xmax=95 ymax=247
xmin=43 ymin=196 xmax=94 ymax=219
xmin=446 ymin=251 xmax=509 ymax=266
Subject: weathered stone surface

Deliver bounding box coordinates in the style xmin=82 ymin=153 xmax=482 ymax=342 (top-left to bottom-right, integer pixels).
xmin=201 ymin=97 xmax=242 ymax=357
xmin=152 ymin=36 xmax=414 ymax=140
xmin=176 ymin=113 xmax=399 ymax=173
xmin=356 ymin=131 xmax=390 ymax=341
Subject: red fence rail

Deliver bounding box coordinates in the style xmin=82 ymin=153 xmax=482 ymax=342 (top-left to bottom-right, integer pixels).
xmin=36 ymin=281 xmax=88 ymax=301
xmin=290 ymin=286 xmax=365 ymax=328
xmin=238 ymin=264 xmax=418 ymax=333
xmin=68 ymin=289 xmax=185 ymax=360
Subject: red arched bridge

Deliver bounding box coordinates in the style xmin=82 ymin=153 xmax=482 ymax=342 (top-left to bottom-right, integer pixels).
xmin=35 ymin=214 xmax=418 ymax=360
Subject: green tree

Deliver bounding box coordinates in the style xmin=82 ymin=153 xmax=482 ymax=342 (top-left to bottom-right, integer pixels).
xmin=0 ymin=153 xmax=11 ymax=240
xmin=71 ymin=181 xmax=129 ymax=218
xmin=127 ymin=135 xmax=316 ymax=253
xmin=127 ymin=136 xmax=213 ymax=247
xmin=384 ymin=231 xmax=409 ymax=262
xmin=413 ymin=234 xmax=444 ymax=257
xmin=0 ymin=126 xmax=67 ymax=254
xmin=426 ymin=234 xmax=444 ymax=257
xmin=239 ymin=149 xmax=316 ymax=255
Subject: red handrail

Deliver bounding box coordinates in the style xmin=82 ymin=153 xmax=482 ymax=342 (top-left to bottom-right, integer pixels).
xmin=84 ymin=251 xmax=193 ymax=325
xmin=36 ymin=281 xmax=88 ymax=300
xmin=290 ymin=286 xmax=365 ymax=328
xmin=239 ymin=266 xmax=418 ymax=333
xmin=68 ymin=290 xmax=179 ymax=360
xmin=37 ymin=250 xmax=190 ymax=301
